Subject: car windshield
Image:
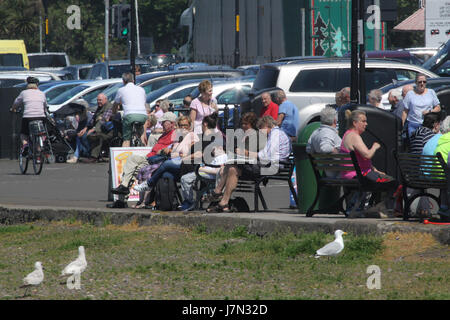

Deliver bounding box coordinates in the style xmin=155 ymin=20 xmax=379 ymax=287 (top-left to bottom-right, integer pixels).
xmin=146 ymin=83 xmax=187 ymax=103
xmin=422 ymin=40 xmax=449 ymax=74
xmin=88 ymin=82 xmax=122 ymax=106
xmin=50 ymin=85 xmax=89 ymax=105
xmin=29 ymin=54 xmax=67 ymax=68
xmin=45 ymin=84 xmax=80 ymax=103
xmin=108 ymin=63 xmax=153 ymax=78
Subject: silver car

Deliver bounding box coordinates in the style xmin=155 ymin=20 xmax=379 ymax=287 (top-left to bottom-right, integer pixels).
xmin=252 ymin=58 xmax=439 ymax=132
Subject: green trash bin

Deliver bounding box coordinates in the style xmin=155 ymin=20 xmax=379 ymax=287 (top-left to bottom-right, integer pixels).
xmin=293 ymin=122 xmax=340 ymax=215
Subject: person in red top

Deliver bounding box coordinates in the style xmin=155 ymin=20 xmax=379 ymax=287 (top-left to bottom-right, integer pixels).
xmin=260 ymin=92 xmax=279 ymax=120
xmin=110 ymin=112 xmax=178 ymax=196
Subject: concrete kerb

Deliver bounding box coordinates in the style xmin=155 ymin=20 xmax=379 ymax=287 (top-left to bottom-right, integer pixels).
xmin=0 ymin=205 xmax=449 ymax=245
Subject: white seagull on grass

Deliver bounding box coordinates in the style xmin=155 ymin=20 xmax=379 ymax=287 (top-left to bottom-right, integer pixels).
xmin=20 ymin=261 xmax=44 ymax=296
xmin=315 ymin=230 xmax=347 ymax=259
xmin=61 ymin=246 xmax=87 ymax=276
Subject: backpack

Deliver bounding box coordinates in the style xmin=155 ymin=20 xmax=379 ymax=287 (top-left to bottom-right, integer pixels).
xmin=229 ymin=197 xmax=250 ymax=212
xmin=155 ymin=177 xmax=179 ymax=211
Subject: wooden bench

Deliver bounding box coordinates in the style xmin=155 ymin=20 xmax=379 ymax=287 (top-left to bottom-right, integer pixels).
xmin=394 ymin=152 xmax=448 ymax=221
xmin=193 ymin=154 xmax=297 ymax=212
xmin=308 ymin=151 xmax=398 ymax=217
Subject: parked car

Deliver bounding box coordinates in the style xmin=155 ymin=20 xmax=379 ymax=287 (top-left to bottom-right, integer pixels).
xmin=0 ymin=70 xmax=61 ymax=87
xmin=422 ymin=39 xmax=450 ymax=77
xmin=28 ymin=52 xmax=70 ymax=71
xmin=14 ymin=79 xmax=91 ymax=102
xmin=146 ymin=79 xmax=205 ymax=108
xmin=398 ymin=47 xmax=438 ymax=63
xmin=343 ymin=50 xmax=423 ymax=65
xmin=48 ymin=79 xmax=121 ymax=112
xmin=93 ymin=68 xmax=245 ymax=107
xmin=237 ymin=65 xmax=260 ymax=76
xmin=147 ymin=53 xmax=180 ymax=70
xmin=61 ymin=64 xmax=94 ymax=80
xmin=379 ymin=77 xmax=450 ymax=110
xmin=190 ymin=78 xmax=254 ymax=126
xmin=87 ymin=59 xmax=153 ymax=80
xmin=249 ymin=58 xmax=438 ymax=132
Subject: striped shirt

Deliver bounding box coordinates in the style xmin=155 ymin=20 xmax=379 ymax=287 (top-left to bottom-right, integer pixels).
xmin=410 ymin=126 xmax=436 ymax=154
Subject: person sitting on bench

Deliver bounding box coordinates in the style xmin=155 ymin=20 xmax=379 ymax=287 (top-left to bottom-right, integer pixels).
xmin=205 ymin=116 xmax=291 ymax=213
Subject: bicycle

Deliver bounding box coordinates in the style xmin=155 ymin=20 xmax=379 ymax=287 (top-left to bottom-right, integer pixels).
xmin=130 ymin=121 xmax=145 ymax=147
xmin=19 ymin=119 xmax=53 ymax=175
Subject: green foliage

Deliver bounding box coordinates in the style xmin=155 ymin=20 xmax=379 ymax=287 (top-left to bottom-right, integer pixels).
xmin=0 ymin=0 xmax=189 ymax=63
xmin=0 ymin=224 xmax=34 ymax=234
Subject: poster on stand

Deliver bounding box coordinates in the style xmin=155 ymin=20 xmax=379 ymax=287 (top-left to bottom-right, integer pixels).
xmin=110 ymin=147 xmax=153 ymax=202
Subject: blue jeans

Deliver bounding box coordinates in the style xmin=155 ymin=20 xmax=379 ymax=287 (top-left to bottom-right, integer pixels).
xmin=74 ymin=133 xmax=90 ymax=158
xmin=146 ymin=157 xmax=182 ymax=187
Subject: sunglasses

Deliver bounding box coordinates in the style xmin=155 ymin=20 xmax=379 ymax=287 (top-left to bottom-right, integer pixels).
xmin=178 ymin=123 xmax=190 ymax=128
xmin=417 ymin=80 xmax=427 ymax=84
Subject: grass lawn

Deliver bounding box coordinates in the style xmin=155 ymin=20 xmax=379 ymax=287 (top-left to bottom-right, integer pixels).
xmin=0 ymin=220 xmax=448 ymax=300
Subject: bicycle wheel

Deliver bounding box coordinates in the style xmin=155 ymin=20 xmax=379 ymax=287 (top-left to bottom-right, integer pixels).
xmin=32 ymin=135 xmax=44 ymax=175
xmin=18 ymin=144 xmax=29 ymax=174
xmin=131 ymin=132 xmax=144 ymax=147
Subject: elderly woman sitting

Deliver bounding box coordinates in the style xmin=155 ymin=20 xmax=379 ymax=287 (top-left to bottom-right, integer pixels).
xmin=206 ymin=116 xmax=292 ymax=213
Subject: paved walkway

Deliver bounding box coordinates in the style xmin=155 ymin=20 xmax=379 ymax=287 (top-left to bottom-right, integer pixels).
xmin=0 ymin=159 xmax=449 ymax=244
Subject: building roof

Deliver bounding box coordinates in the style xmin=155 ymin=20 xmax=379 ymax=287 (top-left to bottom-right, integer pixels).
xmin=394 ymin=7 xmax=424 ymax=31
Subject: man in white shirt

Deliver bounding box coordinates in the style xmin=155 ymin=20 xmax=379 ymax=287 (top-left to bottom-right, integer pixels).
xmin=113 ymin=72 xmax=148 ymax=147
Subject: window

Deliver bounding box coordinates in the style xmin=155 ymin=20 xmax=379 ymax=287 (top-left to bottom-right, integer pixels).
xmin=142 ymin=79 xmax=173 ymax=94
xmin=217 ymin=86 xmax=252 ymax=104
xmin=168 ymin=86 xmax=197 ymax=101
xmin=253 ymin=68 xmax=279 ymax=91
xmin=81 ymin=86 xmax=108 ymax=104
xmin=394 ymin=69 xmax=417 ymax=81
xmin=0 ymin=53 xmax=23 ymax=67
xmin=289 ymin=69 xmax=336 ymax=92
xmin=28 ymin=54 xmax=68 ymax=68
xmin=337 ymin=68 xmax=396 ymax=92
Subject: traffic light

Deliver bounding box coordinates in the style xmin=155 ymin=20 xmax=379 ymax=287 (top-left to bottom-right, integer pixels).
xmin=119 ymin=4 xmax=131 ymax=39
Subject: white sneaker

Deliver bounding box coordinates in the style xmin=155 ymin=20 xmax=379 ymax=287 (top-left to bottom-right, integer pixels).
xmin=133 ymin=181 xmax=150 ymax=192
xmin=66 ymin=156 xmax=78 ymax=164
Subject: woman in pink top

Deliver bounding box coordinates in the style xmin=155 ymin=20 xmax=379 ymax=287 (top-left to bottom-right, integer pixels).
xmin=189 ymin=80 xmax=218 ymax=134
xmin=340 ymin=109 xmax=397 ymax=217
xmin=340 ymin=110 xmax=393 ymax=183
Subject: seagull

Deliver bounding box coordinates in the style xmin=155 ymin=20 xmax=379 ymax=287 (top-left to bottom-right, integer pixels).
xmin=315 ymin=230 xmax=347 ymax=259
xmin=61 ymin=246 xmax=87 ymax=276
xmin=20 ymin=261 xmax=44 ymax=296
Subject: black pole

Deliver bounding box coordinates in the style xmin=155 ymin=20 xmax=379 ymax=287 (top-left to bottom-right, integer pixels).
xmin=359 ymin=0 xmax=366 ymax=104
xmin=350 ymin=0 xmax=359 ymax=103
xmin=234 ymin=0 xmax=240 ymax=69
xmin=130 ymin=0 xmax=136 ymax=81
xmin=43 ymin=0 xmax=49 ymax=52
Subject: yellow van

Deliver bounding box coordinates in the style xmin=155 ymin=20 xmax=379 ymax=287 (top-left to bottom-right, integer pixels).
xmin=0 ymin=40 xmax=29 ymax=69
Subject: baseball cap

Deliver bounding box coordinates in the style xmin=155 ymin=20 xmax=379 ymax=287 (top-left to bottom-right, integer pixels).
xmin=26 ymin=76 xmax=39 ymax=85
xmin=159 ymin=112 xmax=177 ymax=123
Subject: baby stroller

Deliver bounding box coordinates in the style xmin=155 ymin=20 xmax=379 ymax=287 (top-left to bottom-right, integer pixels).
xmin=47 ymin=103 xmax=84 ymax=163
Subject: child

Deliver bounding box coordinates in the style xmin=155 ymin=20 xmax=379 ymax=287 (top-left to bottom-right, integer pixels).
xmin=179 ymin=146 xmax=227 ymax=211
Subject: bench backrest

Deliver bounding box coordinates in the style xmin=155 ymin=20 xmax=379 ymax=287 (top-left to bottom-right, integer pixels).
xmin=308 ymin=152 xmax=358 ymax=180
xmin=394 ymin=152 xmax=448 ymax=189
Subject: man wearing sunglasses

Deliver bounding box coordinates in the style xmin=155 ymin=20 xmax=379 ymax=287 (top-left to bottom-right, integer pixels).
xmin=402 ymin=73 xmax=441 ymax=138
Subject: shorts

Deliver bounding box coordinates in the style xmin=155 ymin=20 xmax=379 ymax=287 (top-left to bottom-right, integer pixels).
xmin=122 ymin=113 xmax=148 ymax=141
xmin=239 ymin=164 xmax=261 ymax=179
xmin=21 ymin=117 xmax=47 ymax=136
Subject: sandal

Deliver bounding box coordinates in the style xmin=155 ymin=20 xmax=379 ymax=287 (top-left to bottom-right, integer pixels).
xmin=206 ymin=203 xmax=231 ymax=213
xmin=132 ymin=201 xmax=144 ymax=209
xmin=204 ymin=191 xmax=223 ymax=203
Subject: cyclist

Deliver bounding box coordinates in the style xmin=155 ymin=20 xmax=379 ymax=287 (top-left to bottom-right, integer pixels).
xmin=112 ymin=72 xmax=148 ymax=147
xmin=10 ymin=77 xmax=48 ymax=161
